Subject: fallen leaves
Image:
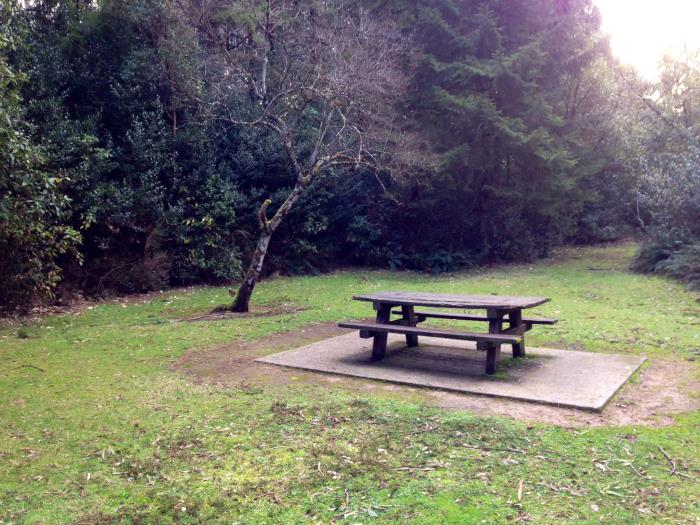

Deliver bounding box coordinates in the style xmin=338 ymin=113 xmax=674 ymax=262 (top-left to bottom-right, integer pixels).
xmin=535 ymin=481 xmax=586 ymax=497
xmin=594 ymin=460 xmax=608 ymax=472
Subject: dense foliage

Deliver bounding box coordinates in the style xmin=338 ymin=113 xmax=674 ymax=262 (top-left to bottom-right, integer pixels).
xmin=16 ymin=0 xmax=249 ymax=300
xmin=0 ymin=3 xmax=80 ymax=308
xmin=394 ymin=0 xmax=618 ymax=262
xmin=1 ymin=0 xmax=696 ymax=310
xmin=630 ymin=52 xmax=700 ymax=289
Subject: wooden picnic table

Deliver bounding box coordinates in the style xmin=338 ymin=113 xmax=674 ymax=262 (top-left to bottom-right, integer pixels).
xmin=339 ymin=291 xmax=555 ymax=375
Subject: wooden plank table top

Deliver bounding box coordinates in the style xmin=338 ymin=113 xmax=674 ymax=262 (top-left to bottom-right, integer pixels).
xmin=352 ymin=291 xmax=549 ymax=310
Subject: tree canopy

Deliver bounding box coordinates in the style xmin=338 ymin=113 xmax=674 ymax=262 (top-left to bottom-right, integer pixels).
xmin=2 ymin=0 xmax=699 ymax=311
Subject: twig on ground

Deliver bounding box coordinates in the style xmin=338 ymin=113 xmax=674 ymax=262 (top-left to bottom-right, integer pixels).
xmin=394 ymin=462 xmax=444 ymax=472
xmin=12 ymin=364 xmax=45 ymax=372
xmin=658 ymin=446 xmax=676 ymax=475
xmin=463 ymin=443 xmax=524 ymax=454
xmin=629 ymin=464 xmax=652 ymax=480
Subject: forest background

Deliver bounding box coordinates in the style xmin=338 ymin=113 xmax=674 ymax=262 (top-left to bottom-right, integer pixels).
xmin=2 ymin=0 xmax=699 ymax=311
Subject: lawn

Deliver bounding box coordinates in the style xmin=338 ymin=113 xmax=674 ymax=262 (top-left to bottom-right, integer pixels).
xmin=1 ymin=243 xmax=699 ymax=524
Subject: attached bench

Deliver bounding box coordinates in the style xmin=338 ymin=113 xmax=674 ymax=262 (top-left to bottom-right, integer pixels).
xmin=338 ymin=321 xmax=521 ymax=373
xmin=393 ymin=310 xmax=557 ymax=326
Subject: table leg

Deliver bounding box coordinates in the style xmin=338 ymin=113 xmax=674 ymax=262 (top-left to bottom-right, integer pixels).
xmin=484 ymin=308 xmax=503 ymax=375
xmin=509 ymin=309 xmax=526 ymax=358
xmin=402 ymin=305 xmax=418 ymax=347
xmin=372 ymin=302 xmax=391 ymax=360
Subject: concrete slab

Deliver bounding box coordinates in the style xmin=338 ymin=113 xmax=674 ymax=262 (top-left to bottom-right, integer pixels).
xmin=256 ymin=332 xmax=646 ymax=411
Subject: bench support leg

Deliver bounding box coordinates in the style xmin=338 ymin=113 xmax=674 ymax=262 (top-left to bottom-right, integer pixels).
xmin=402 ymin=305 xmax=419 ymax=347
xmin=509 ymin=309 xmax=526 ymax=358
xmin=371 ymin=303 xmax=391 ymax=360
xmin=484 ymin=344 xmax=501 ymax=375
xmin=484 ymin=309 xmax=504 ymax=375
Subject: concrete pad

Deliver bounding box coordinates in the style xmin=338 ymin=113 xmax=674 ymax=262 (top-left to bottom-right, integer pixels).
xmin=256 ymin=332 xmax=646 ymax=411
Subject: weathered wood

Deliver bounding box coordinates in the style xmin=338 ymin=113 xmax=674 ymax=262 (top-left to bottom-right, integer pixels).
xmin=523 ymin=317 xmax=557 ymax=325
xmin=484 ymin=309 xmax=504 ymax=374
xmin=338 ymin=321 xmax=522 ymax=345
xmin=357 ymin=316 xmax=410 ymax=336
xmin=354 ymin=292 xmax=549 ymax=310
xmin=349 ymin=292 xmax=555 ymax=376
xmin=399 ymin=310 xmax=557 ymax=325
xmin=501 ymin=323 xmax=528 ymax=336
xmin=484 ymin=346 xmax=501 ymax=374
xmin=509 ymin=309 xmax=525 ymax=358
xmin=402 ymin=305 xmax=419 ymax=347
xmin=371 ymin=304 xmax=392 ymax=360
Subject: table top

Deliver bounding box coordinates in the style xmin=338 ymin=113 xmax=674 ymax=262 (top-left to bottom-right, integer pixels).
xmin=352 ymin=291 xmax=549 ymax=310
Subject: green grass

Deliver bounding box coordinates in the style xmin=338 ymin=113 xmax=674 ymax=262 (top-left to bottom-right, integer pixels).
xmin=1 ymin=243 xmax=699 ymax=524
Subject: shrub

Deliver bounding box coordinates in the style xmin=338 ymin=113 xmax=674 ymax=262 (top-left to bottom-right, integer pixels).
xmin=0 ymin=3 xmax=80 ymax=311
xmin=632 ymin=242 xmax=700 ymax=290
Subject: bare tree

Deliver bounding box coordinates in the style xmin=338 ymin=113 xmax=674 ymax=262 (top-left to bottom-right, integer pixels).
xmin=182 ymin=0 xmax=409 ymax=311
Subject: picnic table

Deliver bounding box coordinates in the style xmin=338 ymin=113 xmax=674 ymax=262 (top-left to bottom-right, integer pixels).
xmin=338 ymin=291 xmax=556 ymax=375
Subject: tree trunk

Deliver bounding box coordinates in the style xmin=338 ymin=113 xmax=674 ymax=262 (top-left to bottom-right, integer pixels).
xmin=230 ymin=175 xmax=310 ymax=312
xmin=231 ymin=231 xmax=272 ymax=312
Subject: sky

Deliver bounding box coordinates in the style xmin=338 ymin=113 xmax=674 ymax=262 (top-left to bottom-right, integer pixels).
xmin=594 ymin=0 xmax=700 ymax=79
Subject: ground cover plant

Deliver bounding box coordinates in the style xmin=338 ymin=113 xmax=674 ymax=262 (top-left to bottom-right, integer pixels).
xmin=1 ymin=244 xmax=699 ymax=524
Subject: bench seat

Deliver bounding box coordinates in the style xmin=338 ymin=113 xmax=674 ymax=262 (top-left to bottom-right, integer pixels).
xmin=337 ymin=321 xmax=521 ymax=345
xmin=392 ymin=310 xmax=557 ymax=325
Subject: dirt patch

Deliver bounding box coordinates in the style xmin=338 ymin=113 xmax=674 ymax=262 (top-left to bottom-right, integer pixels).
xmin=174 ymin=323 xmax=700 ymax=428
xmin=181 ymin=302 xmax=305 ymax=322
xmin=175 ymin=323 xmax=342 ymax=385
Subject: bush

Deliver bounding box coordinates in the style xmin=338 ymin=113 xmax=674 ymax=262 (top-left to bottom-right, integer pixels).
xmin=0 ymin=3 xmax=80 ymax=311
xmin=632 ymin=242 xmax=700 ymax=290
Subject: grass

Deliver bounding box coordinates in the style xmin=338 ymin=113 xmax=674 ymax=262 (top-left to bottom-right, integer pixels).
xmin=1 ymin=243 xmax=699 ymax=524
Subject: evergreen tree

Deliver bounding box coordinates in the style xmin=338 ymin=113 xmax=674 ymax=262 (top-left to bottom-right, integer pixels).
xmin=403 ymin=0 xmax=611 ymax=261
